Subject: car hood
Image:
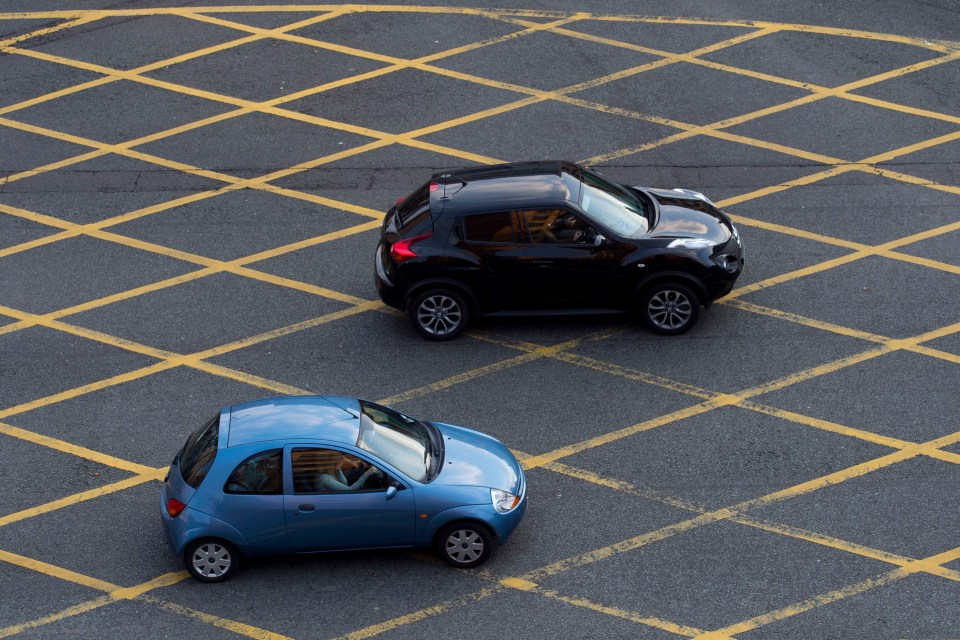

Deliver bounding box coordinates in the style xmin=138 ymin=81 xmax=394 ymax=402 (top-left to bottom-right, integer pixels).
xmin=431 ymin=422 xmax=522 ymax=494
xmin=638 ymin=187 xmax=732 ymax=244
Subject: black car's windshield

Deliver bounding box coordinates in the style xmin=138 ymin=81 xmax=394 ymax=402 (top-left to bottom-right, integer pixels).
xmin=357 ymin=401 xmax=431 ymax=481
xmin=578 ymin=169 xmax=651 ymax=238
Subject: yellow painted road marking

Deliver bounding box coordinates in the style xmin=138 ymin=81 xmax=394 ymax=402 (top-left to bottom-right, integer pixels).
xmin=0 ymin=560 xmax=194 ymax=638
xmin=329 ymin=586 xmax=505 ymax=640
xmin=0 ymin=550 xmax=118 ymax=592
xmin=380 ymin=326 xmax=624 ymax=406
xmin=1 ymin=11 xmax=959 ymax=640
xmin=109 ymin=572 xmax=190 ymax=600
xmin=538 ymin=588 xmax=711 ymax=637
xmin=0 ymin=14 xmax=105 ymax=48
xmin=692 ymin=568 xmax=912 ymax=639
xmin=500 ymin=577 xmax=538 ymax=591
xmin=520 ymin=428 xmax=960 ymax=586
xmin=0 ymin=421 xmax=163 ymax=474
xmin=537 ymin=453 xmax=960 ymax=581
xmin=0 ymin=595 xmax=117 ymax=639
xmin=0 ymin=474 xmax=161 ymax=528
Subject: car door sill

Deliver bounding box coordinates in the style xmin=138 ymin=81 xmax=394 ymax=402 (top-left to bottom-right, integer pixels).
xmin=483 ymin=308 xmax=625 ymax=318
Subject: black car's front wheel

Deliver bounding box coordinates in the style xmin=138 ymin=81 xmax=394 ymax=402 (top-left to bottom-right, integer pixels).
xmin=641 ymin=283 xmax=701 ymax=335
xmin=410 ymin=288 xmax=470 ymax=341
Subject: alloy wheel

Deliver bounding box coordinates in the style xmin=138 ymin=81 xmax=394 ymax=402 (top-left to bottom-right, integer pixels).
xmin=417 ymin=294 xmax=463 ymax=336
xmin=647 ymin=289 xmax=693 ymax=330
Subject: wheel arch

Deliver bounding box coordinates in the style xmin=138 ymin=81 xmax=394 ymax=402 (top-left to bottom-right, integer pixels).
xmin=431 ymin=518 xmax=499 ymax=548
xmin=405 ymin=278 xmax=480 ymax=314
xmin=634 ymin=271 xmax=708 ymax=306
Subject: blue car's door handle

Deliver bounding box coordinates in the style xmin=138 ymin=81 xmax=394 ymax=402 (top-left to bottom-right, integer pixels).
xmin=298 ymin=504 xmax=316 ymax=512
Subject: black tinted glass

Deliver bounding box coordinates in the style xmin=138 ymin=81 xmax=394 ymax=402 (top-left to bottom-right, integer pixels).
xmin=521 ymin=209 xmax=592 ymax=244
xmin=462 ymin=212 xmax=515 ymax=243
xmin=396 ymin=183 xmax=430 ymax=227
xmin=225 ymin=450 xmax=282 ymax=495
xmin=179 ymin=415 xmax=219 ymax=489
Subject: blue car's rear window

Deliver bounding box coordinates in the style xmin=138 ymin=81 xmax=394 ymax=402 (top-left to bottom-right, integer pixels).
xmin=179 ymin=415 xmax=219 ymax=489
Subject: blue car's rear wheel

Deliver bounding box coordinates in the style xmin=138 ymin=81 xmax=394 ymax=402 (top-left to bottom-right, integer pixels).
xmin=436 ymin=522 xmax=495 ymax=568
xmin=185 ymin=538 xmax=240 ymax=583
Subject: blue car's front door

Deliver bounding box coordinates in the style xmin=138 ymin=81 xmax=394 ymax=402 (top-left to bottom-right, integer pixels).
xmin=282 ymin=446 xmax=416 ymax=552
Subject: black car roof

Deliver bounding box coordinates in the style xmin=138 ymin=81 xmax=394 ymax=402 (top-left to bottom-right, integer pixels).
xmin=432 ymin=160 xmax=583 ymax=213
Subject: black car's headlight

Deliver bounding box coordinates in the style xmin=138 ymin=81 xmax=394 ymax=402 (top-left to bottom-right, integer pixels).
xmin=666 ymin=238 xmax=714 ymax=250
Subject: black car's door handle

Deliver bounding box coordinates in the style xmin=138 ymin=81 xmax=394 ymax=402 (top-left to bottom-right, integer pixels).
xmin=530 ymin=260 xmax=552 ymax=266
xmin=298 ymin=504 xmax=316 ymax=512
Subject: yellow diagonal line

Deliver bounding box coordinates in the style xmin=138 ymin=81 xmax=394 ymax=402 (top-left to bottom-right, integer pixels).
xmin=535 ymin=21 xmax=960 ymax=129
xmin=0 ymin=12 xmax=347 ymax=117
xmin=0 ymin=595 xmax=117 ymax=639
xmin=0 ymin=14 xmax=104 ymax=48
xmin=725 ymin=219 xmax=960 ymax=300
xmin=0 ymin=549 xmax=118 ymax=592
xmin=0 ymin=420 xmax=163 ymax=474
xmin=0 ymin=473 xmax=161 ymax=528
xmin=519 ymin=426 xmax=960 ymax=586
xmin=578 ymin=47 xmax=960 ymax=166
xmin=0 ymin=11 xmax=588 ymax=192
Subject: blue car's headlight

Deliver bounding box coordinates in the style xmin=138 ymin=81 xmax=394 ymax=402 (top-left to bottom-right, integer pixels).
xmin=491 ymin=489 xmax=521 ymax=513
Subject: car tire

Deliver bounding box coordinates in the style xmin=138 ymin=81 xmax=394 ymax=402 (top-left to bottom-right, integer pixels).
xmin=409 ymin=288 xmax=470 ymax=341
xmin=184 ymin=538 xmax=240 ymax=583
xmin=436 ymin=522 xmax=496 ymax=568
xmin=641 ymin=282 xmax=701 ymax=335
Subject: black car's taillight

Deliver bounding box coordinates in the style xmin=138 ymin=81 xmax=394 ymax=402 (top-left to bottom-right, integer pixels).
xmin=390 ymin=233 xmax=432 ymax=263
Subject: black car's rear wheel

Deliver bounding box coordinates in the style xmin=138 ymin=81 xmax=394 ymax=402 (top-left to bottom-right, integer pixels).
xmin=410 ymin=288 xmax=469 ymax=341
xmin=641 ymin=283 xmax=700 ymax=335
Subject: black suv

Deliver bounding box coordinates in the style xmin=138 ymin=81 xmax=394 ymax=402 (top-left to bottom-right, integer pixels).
xmin=375 ymin=161 xmax=743 ymax=340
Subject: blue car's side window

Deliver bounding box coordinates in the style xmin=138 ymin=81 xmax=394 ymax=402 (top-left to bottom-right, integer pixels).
xmin=224 ymin=450 xmax=282 ymax=495
xmin=291 ymin=448 xmax=389 ymax=494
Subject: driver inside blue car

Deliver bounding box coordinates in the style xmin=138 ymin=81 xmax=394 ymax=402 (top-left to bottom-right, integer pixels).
xmin=316 ymin=453 xmax=382 ymax=492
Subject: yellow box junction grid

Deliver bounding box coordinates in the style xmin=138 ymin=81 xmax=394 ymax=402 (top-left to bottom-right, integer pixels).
xmin=0 ymin=6 xmax=958 ymax=639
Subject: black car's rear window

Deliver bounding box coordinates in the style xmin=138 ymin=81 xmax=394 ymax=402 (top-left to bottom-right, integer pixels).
xmin=179 ymin=415 xmax=219 ymax=489
xmin=396 ymin=183 xmax=431 ymax=228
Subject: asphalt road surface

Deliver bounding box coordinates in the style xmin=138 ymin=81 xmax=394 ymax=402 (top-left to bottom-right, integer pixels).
xmin=0 ymin=2 xmax=958 ymax=639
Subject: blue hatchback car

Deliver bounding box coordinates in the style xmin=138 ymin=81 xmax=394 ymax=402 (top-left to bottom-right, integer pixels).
xmin=161 ymin=396 xmax=527 ymax=582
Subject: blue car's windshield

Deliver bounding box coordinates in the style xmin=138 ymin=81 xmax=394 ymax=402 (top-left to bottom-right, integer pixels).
xmin=357 ymin=401 xmax=430 ymax=481
xmin=578 ymin=169 xmax=650 ymax=238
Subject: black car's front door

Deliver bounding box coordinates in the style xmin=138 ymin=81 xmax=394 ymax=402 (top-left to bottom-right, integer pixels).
xmin=447 ymin=211 xmax=531 ymax=311
xmin=518 ymin=208 xmax=625 ymax=310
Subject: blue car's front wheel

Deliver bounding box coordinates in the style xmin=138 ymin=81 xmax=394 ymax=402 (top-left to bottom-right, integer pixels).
xmin=436 ymin=522 xmax=495 ymax=568
xmin=185 ymin=538 xmax=241 ymax=583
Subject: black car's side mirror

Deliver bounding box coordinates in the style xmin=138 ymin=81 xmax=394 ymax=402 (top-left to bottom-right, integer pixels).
xmin=593 ymin=234 xmax=610 ymax=251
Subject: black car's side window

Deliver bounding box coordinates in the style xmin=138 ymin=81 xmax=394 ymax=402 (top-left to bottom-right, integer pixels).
xmin=461 ymin=211 xmax=517 ymax=243
xmin=521 ymin=209 xmax=594 ymax=245
xmin=224 ymin=450 xmax=282 ymax=495
xmin=291 ymin=448 xmax=389 ymax=494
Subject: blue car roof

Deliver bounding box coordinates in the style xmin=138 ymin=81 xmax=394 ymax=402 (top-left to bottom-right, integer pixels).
xmin=225 ymin=396 xmax=361 ymax=448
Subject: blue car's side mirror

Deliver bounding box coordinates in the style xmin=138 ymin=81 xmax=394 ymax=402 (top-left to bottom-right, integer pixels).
xmin=385 ymin=485 xmax=397 ymax=500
